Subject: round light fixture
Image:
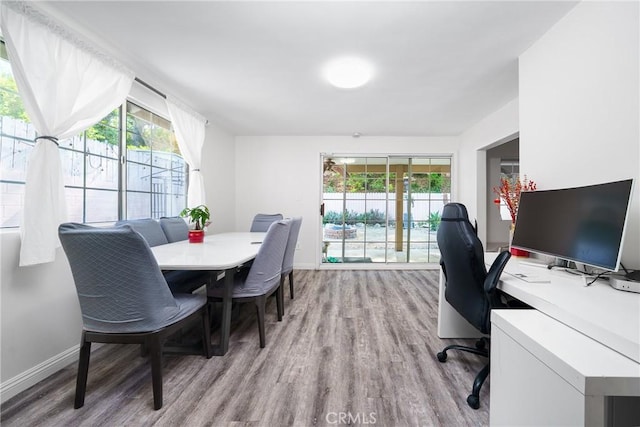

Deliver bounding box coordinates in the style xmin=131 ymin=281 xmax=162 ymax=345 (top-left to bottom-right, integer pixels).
xmin=324 ymin=57 xmax=373 ymax=89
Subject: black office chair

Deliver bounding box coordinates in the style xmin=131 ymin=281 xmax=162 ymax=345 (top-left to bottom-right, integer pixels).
xmin=435 ymin=203 xmax=511 ymax=409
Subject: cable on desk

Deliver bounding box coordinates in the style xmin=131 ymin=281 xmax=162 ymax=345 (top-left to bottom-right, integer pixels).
xmin=585 ymin=271 xmax=611 ymax=287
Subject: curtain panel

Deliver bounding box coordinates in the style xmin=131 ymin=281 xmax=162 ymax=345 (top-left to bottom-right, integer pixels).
xmin=0 ymin=1 xmax=134 ymax=266
xmin=166 ymin=97 xmax=207 ymax=207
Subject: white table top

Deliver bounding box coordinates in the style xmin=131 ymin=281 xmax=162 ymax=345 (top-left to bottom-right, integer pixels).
xmin=488 ymin=253 xmax=640 ymax=363
xmin=151 ymin=232 xmax=266 ymax=270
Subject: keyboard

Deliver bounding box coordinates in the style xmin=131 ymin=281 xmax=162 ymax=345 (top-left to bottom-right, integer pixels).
xmin=517 ymin=260 xmax=549 ymax=269
xmin=507 ymin=271 xmax=551 ymax=283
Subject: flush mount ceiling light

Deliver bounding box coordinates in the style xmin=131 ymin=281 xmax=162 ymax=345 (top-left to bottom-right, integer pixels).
xmin=324 ymin=57 xmax=373 ymax=89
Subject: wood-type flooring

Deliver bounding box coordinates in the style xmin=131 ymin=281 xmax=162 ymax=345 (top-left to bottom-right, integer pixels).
xmin=1 ymin=270 xmax=490 ymax=426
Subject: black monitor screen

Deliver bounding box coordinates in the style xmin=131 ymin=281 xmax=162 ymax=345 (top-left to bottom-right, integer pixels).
xmin=511 ymin=179 xmax=633 ymax=271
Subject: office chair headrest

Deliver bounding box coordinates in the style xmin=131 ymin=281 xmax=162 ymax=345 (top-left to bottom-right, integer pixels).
xmin=441 ymin=203 xmax=470 ymax=222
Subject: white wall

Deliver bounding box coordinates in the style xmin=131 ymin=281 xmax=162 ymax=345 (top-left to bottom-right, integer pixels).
xmin=234 ymin=136 xmax=459 ymax=267
xmin=0 ymin=232 xmax=81 ymax=401
xmin=201 ymin=123 xmax=237 ymax=234
xmin=457 ymin=99 xmax=520 ymax=245
xmin=519 ymin=1 xmax=640 ymax=267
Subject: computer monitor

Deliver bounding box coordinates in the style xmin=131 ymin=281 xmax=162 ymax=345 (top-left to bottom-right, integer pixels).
xmin=511 ymin=178 xmax=634 ymax=272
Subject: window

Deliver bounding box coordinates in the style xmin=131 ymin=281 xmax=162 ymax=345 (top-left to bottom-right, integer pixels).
xmin=0 ymin=40 xmax=188 ymax=228
xmin=321 ymin=155 xmax=451 ymax=264
xmin=62 ymin=108 xmax=121 ymax=223
xmin=125 ymin=103 xmax=186 ymax=219
xmin=1 ymin=40 xmax=33 ymax=227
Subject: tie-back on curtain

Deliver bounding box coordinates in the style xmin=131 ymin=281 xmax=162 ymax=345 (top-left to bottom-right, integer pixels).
xmin=166 ymin=97 xmax=207 ymax=207
xmin=0 ymin=1 xmax=134 ymax=266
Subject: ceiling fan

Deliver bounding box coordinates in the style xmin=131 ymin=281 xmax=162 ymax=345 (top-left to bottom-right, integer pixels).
xmin=323 ymin=157 xmax=349 ymax=176
xmin=323 ymin=157 xmax=336 ymax=173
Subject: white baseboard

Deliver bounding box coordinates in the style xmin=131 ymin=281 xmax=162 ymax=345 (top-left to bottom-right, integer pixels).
xmin=295 ymin=263 xmax=317 ymax=270
xmin=1 ymin=344 xmax=79 ymax=404
xmin=297 ymin=263 xmax=438 ymax=270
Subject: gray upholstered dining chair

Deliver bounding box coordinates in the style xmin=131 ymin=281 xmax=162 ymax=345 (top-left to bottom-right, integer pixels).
xmin=159 ymin=216 xmax=189 ymax=242
xmin=117 ymin=218 xmax=209 ymax=294
xmin=115 ymin=218 xmax=168 ymax=246
xmin=58 ymin=223 xmax=211 ymax=410
xmin=208 ymin=219 xmax=291 ymax=348
xmin=250 ymin=213 xmax=284 ymax=232
xmin=281 ymin=217 xmax=303 ymax=299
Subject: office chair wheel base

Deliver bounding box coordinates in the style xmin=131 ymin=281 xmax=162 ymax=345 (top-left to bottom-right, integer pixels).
xmin=467 ymin=394 xmax=480 ymax=409
xmin=436 ymin=351 xmax=447 ymax=362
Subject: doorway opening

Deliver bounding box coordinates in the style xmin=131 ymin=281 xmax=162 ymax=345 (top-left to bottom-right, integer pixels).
xmin=485 ymin=138 xmax=519 ymax=251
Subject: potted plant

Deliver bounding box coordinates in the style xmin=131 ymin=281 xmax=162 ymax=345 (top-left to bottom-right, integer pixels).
xmin=493 ymin=175 xmax=536 ymax=256
xmin=180 ymin=204 xmax=210 ymax=243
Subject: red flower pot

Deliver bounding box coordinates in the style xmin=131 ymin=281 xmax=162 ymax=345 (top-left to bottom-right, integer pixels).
xmin=188 ymin=230 xmax=205 ymax=243
xmin=510 ymin=247 xmax=529 ymax=257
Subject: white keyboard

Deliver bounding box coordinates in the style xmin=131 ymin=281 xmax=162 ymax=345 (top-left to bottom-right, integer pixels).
xmin=517 ymin=260 xmax=549 ymax=269
xmin=508 ymin=272 xmax=551 ymax=283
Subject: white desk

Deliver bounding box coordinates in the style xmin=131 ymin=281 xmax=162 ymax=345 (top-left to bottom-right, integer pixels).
xmin=151 ymin=232 xmax=265 ymax=355
xmin=498 ymin=256 xmax=640 ymax=363
xmin=436 ymin=253 xmax=640 ymax=425
xmin=491 ymin=310 xmax=640 ymax=426
xmin=438 ymin=253 xmax=640 ymax=363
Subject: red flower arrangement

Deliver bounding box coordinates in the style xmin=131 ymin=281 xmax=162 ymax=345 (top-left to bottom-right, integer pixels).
xmin=493 ymin=176 xmax=537 ymax=223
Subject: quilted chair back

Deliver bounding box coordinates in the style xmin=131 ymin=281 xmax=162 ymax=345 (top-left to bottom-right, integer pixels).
xmin=282 ymin=217 xmax=303 ymax=274
xmin=59 ymin=223 xmax=180 ymax=333
xmin=160 ymin=217 xmax=189 ymax=243
xmin=242 ymin=219 xmax=291 ymax=294
xmin=115 ymin=218 xmax=168 ymax=247
xmin=250 ymin=213 xmax=284 ymax=232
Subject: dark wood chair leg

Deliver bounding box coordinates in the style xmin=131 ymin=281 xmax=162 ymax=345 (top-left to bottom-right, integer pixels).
xmin=140 ymin=342 xmax=148 ymax=357
xmin=256 ymin=297 xmax=266 ymax=348
xmin=276 ymin=278 xmax=284 ymax=321
xmin=202 ymin=305 xmax=212 ymax=359
xmin=289 ymin=271 xmax=294 ymax=299
xmin=149 ymin=337 xmax=163 ymax=410
xmin=74 ymin=336 xmax=92 ymax=409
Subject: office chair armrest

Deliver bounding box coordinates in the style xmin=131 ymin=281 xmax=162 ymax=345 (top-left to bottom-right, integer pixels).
xmin=440 ymin=260 xmax=448 ymax=281
xmin=484 ymin=250 xmax=511 ymax=294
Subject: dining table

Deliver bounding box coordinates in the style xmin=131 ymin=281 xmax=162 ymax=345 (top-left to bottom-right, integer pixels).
xmin=150 ymin=231 xmax=266 ymax=356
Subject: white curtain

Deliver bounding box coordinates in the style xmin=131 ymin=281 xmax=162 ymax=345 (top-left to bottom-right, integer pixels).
xmin=1 ymin=1 xmax=134 ymax=266
xmin=166 ymin=96 xmax=207 ymax=207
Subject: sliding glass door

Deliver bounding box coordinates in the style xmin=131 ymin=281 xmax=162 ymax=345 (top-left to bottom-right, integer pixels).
xmin=321 ymin=155 xmax=451 ymax=264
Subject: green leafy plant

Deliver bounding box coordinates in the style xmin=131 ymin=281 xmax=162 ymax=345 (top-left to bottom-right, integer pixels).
xmin=323 ymin=209 xmax=386 ymax=225
xmin=180 ymin=205 xmax=210 ymax=230
xmin=428 ymin=211 xmax=441 ymax=231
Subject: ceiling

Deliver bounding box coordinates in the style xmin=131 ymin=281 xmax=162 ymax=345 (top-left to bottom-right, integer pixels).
xmin=41 ymin=1 xmax=577 ymax=137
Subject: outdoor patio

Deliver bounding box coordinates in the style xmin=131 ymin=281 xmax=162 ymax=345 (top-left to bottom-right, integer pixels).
xmin=323 ymin=224 xmax=441 ymax=264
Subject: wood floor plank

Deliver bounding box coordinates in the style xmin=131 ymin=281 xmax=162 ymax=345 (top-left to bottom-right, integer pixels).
xmin=1 ymin=269 xmax=490 ymax=426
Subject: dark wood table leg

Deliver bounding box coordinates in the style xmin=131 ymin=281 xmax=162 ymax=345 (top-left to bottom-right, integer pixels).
xmin=211 ymin=267 xmax=235 ymax=356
